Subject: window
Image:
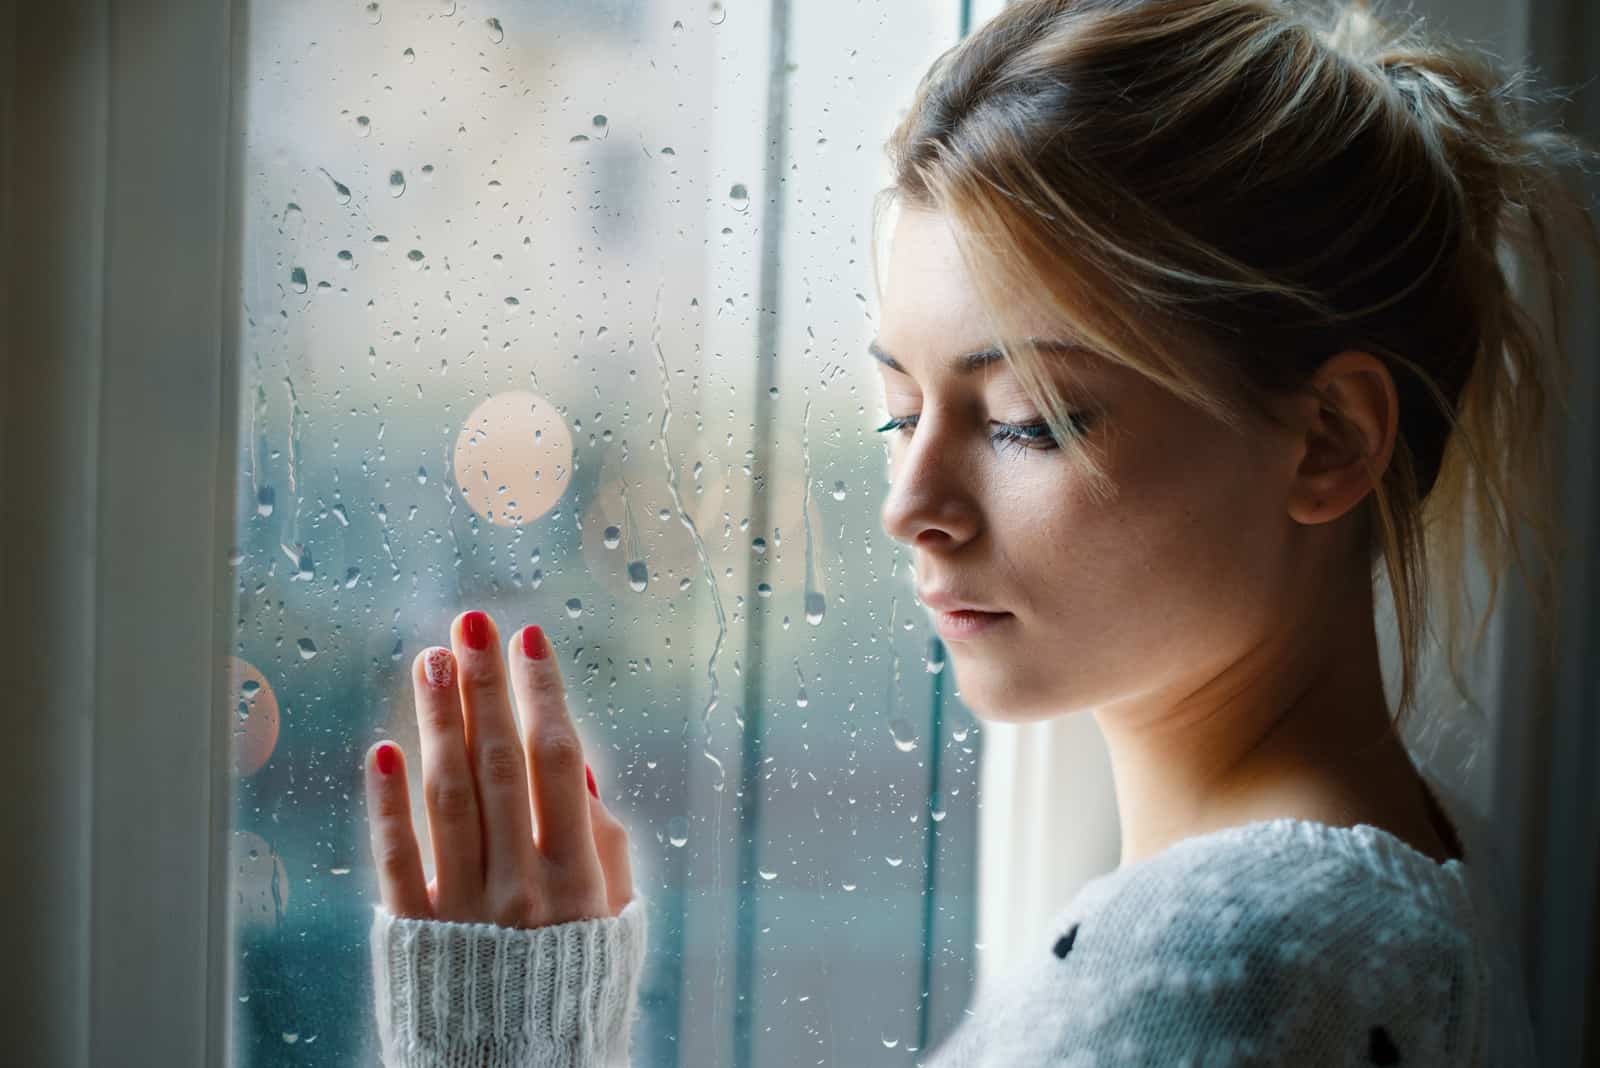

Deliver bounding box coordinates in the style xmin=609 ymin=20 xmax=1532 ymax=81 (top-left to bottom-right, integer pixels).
xmin=226 ymin=2 xmax=979 ymax=1064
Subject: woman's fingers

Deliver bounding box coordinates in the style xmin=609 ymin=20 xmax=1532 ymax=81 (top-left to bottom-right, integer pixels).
xmin=411 ymin=645 xmax=484 ymax=921
xmin=510 ymin=624 xmax=600 ymax=872
xmin=589 ymin=791 xmax=636 ymax=916
xmin=364 ymin=741 xmax=432 ymax=919
xmin=452 ymin=611 xmax=538 ymax=907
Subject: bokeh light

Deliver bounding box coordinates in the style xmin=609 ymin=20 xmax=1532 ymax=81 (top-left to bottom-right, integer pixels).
xmin=453 ymin=391 xmax=574 ymax=527
xmin=226 ymin=656 xmax=280 ymax=778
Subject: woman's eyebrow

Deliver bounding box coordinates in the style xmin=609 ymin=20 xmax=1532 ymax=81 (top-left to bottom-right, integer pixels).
xmin=867 ymin=337 xmax=1090 ymax=374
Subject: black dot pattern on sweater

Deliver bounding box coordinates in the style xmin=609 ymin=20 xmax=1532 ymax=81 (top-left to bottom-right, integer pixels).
xmin=1053 ymin=923 xmax=1079 ymax=959
xmin=1369 ymin=1025 xmax=1401 ymax=1065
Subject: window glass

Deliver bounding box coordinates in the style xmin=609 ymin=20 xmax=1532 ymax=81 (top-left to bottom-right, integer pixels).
xmin=226 ymin=2 xmax=975 ymax=1063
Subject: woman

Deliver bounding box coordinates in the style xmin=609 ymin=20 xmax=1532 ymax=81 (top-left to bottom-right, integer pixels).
xmin=364 ymin=0 xmax=1596 ymax=1063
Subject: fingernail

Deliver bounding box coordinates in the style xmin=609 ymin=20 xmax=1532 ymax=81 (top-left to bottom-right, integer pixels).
xmin=463 ymin=610 xmax=490 ymax=650
xmin=424 ymin=648 xmax=454 ymax=688
xmin=522 ymin=624 xmax=549 ymax=660
xmin=586 ymin=763 xmax=600 ymax=800
xmin=376 ymin=743 xmax=398 ymax=776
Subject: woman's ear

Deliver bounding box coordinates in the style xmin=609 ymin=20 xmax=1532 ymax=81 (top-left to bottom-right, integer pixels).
xmin=1285 ymin=351 xmax=1399 ymax=527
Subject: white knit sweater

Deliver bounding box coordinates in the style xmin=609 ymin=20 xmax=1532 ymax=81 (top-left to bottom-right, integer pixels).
xmin=369 ymin=817 xmax=1537 ymax=1066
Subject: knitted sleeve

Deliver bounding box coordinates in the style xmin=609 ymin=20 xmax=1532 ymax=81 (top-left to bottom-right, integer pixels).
xmin=924 ymin=826 xmax=1480 ymax=1067
xmin=370 ymin=895 xmax=649 ymax=1068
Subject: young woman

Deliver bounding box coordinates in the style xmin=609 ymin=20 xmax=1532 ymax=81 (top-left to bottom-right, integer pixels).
xmin=362 ymin=0 xmax=1596 ymax=1063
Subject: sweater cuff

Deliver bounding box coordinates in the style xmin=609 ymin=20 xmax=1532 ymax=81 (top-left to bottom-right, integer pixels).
xmin=370 ymin=895 xmax=648 ymax=1068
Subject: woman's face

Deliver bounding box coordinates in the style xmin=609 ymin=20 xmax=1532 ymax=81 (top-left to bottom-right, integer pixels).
xmin=873 ymin=208 xmax=1313 ymax=724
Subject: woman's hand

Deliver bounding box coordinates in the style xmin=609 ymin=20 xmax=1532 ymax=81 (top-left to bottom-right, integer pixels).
xmin=364 ymin=609 xmax=635 ymax=927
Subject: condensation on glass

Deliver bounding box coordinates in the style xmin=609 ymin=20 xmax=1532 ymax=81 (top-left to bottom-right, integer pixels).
xmin=226 ymin=2 xmax=976 ymax=1064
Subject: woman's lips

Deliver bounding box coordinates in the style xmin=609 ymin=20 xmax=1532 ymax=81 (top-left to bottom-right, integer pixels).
xmin=932 ymin=608 xmax=1012 ymax=641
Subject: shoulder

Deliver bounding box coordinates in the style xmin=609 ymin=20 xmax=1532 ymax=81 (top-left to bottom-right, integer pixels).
xmin=1035 ymin=820 xmax=1476 ymax=1065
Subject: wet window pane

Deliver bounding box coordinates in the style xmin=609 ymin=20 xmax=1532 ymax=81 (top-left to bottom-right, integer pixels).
xmin=226 ymin=2 xmax=975 ymax=1064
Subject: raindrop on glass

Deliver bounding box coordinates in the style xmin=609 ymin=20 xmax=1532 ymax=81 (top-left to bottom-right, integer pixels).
xmin=336 ymin=250 xmax=354 ymax=269
xmin=603 ymin=525 xmax=622 ymax=549
xmin=289 ymin=267 xmax=308 ymax=293
xmin=296 ymin=638 xmax=318 ymax=661
xmin=627 ymin=561 xmax=649 ymax=593
xmin=256 ymin=486 xmax=276 ymax=517
xmin=402 ymin=46 xmax=415 ymax=62
xmin=355 ymin=115 xmax=371 ymax=137
xmin=666 ymin=815 xmax=689 ymax=848
xmin=804 ymin=591 xmax=826 ymax=626
xmin=485 ymin=16 xmax=504 ymax=43
xmin=832 ymin=480 xmax=847 ymax=501
xmin=364 ymin=2 xmax=381 ymax=24
xmin=343 ymin=566 xmax=361 ymax=589
xmin=388 ymin=169 xmax=406 ymax=198
xmin=729 ymin=182 xmax=748 ymax=205
xmin=320 ymin=169 xmax=351 ymax=204
xmin=758 ymin=868 xmax=777 ymax=882
xmin=888 ymin=717 xmax=919 ymax=753
xmin=756 ymin=582 xmax=772 ymax=598
xmin=416 ymin=466 xmax=427 ymax=485
xmin=564 ymin=597 xmax=583 ymax=619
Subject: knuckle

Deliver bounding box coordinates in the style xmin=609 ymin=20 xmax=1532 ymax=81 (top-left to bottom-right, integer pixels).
xmin=375 ymin=840 xmax=415 ymax=878
xmin=479 ymin=741 xmax=525 ymax=788
xmin=460 ymin=656 xmax=506 ymax=691
xmin=532 ymin=729 xmax=584 ymax=774
xmin=419 ymin=700 xmax=458 ymax=732
xmin=426 ymin=778 xmax=476 ymax=822
xmin=373 ymin=787 xmax=412 ymax=822
xmin=491 ymin=890 xmax=537 ymax=924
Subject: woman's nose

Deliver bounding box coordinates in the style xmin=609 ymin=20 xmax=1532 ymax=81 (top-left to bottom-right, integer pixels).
xmin=878 ymin=419 xmax=982 ymax=549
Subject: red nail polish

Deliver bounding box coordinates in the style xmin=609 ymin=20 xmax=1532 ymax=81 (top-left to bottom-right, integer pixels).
xmin=586 ymin=763 xmax=599 ymax=800
xmin=523 ymin=624 xmax=549 ymax=660
xmin=376 ymin=743 xmax=398 ymax=776
xmin=463 ymin=611 xmax=490 ymax=650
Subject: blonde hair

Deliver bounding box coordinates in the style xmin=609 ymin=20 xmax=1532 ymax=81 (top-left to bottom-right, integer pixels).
xmin=874 ymin=0 xmax=1597 ymax=728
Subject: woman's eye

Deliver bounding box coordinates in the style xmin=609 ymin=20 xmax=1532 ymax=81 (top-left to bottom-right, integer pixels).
xmin=873 ymin=413 xmax=1088 ymax=455
xmin=990 ymin=420 xmax=1061 ymax=454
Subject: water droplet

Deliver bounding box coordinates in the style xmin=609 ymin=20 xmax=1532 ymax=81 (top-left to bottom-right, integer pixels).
xmin=758 ymin=868 xmax=777 ymax=881
xmin=289 ymin=267 xmax=308 ymax=293
xmin=709 ymin=3 xmax=726 ymax=25
xmin=329 ymin=866 xmax=351 ymax=876
xmin=795 ymin=687 xmax=808 ymax=708
xmin=296 ymin=638 xmax=318 ymax=661
xmin=530 ymin=568 xmax=543 ymax=589
xmin=336 ymin=250 xmax=355 ymax=270
xmin=756 ymin=582 xmax=772 ymax=598
xmin=842 ymin=880 xmax=857 ymax=892
xmin=592 ymin=114 xmax=607 ymax=129
xmin=627 ymin=560 xmax=649 ymax=593
xmin=364 ymin=2 xmax=381 ymax=24
xmin=882 ymin=1036 xmax=900 ymax=1050
xmin=729 ymin=182 xmax=749 ymax=210
xmin=330 ymin=502 xmax=349 ymax=526
xmin=284 ymin=202 xmax=303 ymax=224
xmin=343 ymin=566 xmax=361 ymax=589
xmin=925 ymin=639 xmax=946 ymax=674
xmin=952 ymin=725 xmax=971 ymax=742
xmin=504 ymin=295 xmax=520 ymax=306
xmin=355 ymin=115 xmax=371 ymax=137
xmin=402 ymin=46 xmax=415 ymax=62
xmin=678 ymin=577 xmax=692 ymax=591
xmin=320 ymin=168 xmax=351 ymax=204
xmin=371 ymin=234 xmax=389 ymax=247
xmin=388 ymin=169 xmax=406 ymax=198
xmin=804 ymin=591 xmax=826 ymax=625
xmin=888 ymin=717 xmax=919 ymax=753
xmin=751 ymin=537 xmax=767 ymax=555
xmin=407 ymin=249 xmax=425 ymax=266
xmin=564 ymin=597 xmax=583 ymax=619
xmin=666 ymin=815 xmax=689 ymax=848
xmin=832 ymin=480 xmax=847 ymax=500
xmin=602 ymin=525 xmax=622 ymax=549
xmin=485 ymin=16 xmax=504 ymax=42
xmin=930 ymin=806 xmax=947 ymax=823
xmin=256 ymin=486 xmax=276 ymax=517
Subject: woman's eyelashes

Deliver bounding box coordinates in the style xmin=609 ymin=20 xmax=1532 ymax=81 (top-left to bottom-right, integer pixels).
xmin=873 ymin=412 xmax=1089 ymax=454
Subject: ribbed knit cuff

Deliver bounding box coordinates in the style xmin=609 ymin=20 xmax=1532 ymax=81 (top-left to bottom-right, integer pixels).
xmin=371 ymin=896 xmax=648 ymax=1068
